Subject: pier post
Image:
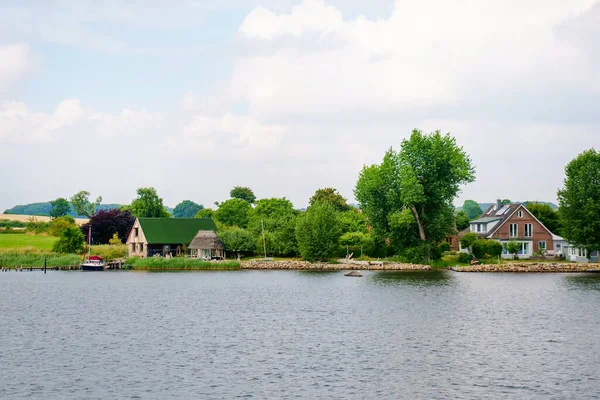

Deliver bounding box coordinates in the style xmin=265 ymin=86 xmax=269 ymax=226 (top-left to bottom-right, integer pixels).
xmin=44 ymin=258 xmax=47 ymax=274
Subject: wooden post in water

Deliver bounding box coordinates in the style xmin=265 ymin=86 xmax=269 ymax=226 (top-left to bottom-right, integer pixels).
xmin=44 ymin=258 xmax=46 ymax=274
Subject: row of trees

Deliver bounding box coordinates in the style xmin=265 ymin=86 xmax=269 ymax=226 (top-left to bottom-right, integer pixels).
xmin=46 ymin=132 xmax=599 ymax=262
xmin=207 ymin=187 xmax=367 ymax=261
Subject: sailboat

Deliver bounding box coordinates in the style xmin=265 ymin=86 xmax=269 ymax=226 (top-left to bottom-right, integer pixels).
xmin=80 ymin=225 xmax=106 ymax=271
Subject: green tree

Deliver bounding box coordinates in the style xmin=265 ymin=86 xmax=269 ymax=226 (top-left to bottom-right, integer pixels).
xmin=217 ymin=227 xmax=256 ymax=259
xmin=506 ymin=240 xmax=521 ymax=259
xmin=501 ymin=199 xmax=512 ymax=205
xmin=355 ymin=129 xmax=475 ymax=261
xmin=462 ymin=200 xmax=482 ymax=219
xmin=309 ymin=188 xmax=351 ymax=212
xmin=52 ymin=226 xmax=85 ymax=254
xmin=108 ymin=233 xmax=122 ymax=245
xmin=455 ymin=210 xmax=470 ymax=231
xmin=173 ymin=200 xmax=203 ymax=218
xmin=70 ymin=191 xmax=102 ymax=218
xmin=337 ymin=209 xmax=368 ymax=234
xmin=213 ymin=198 xmax=252 ymax=228
xmin=295 ymin=202 xmax=341 ymax=262
xmin=525 ymin=202 xmax=561 ymax=234
xmin=50 ymin=198 xmax=71 ymax=218
xmin=247 ymin=198 xmax=299 ymax=256
xmin=130 ymin=187 xmax=170 ymax=218
xmin=460 ymin=232 xmax=478 ymax=253
xmin=49 ymin=216 xmax=76 ymax=237
xmin=195 ymin=208 xmax=214 ymax=219
xmin=557 ymin=149 xmax=600 ymax=253
xmin=230 ymin=186 xmax=257 ymax=204
xmin=486 ymin=241 xmax=503 ymax=258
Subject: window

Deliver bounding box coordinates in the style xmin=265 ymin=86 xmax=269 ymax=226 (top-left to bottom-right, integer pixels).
xmin=539 ymin=241 xmax=546 ymax=251
xmin=556 ymin=243 xmax=562 ymax=251
xmin=522 ymin=242 xmax=530 ymax=255
xmin=135 ymin=227 xmax=139 ymax=237
xmin=524 ymin=223 xmax=533 ymax=238
xmin=509 ymin=223 xmax=518 ymax=238
xmin=140 ymin=243 xmax=144 ymax=252
xmin=518 ymin=210 xmax=523 ymax=218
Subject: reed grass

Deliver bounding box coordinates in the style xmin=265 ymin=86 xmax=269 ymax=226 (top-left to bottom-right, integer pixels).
xmin=130 ymin=257 xmax=240 ymax=270
xmin=0 ymin=248 xmax=81 ymax=267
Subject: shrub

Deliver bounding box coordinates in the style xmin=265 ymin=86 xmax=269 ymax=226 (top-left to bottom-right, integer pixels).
xmin=471 ymin=239 xmax=488 ymax=259
xmin=438 ymin=241 xmax=451 ymax=253
xmin=486 ymin=241 xmax=503 ymax=257
xmin=457 ymin=252 xmax=473 ymax=263
xmin=49 ymin=216 xmax=76 ymax=237
xmin=460 ymin=232 xmax=479 ymax=251
xmin=25 ymin=218 xmax=50 ymax=234
xmin=52 ymin=227 xmax=85 ymax=254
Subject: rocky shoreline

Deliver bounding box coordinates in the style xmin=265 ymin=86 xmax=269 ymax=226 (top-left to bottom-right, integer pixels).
xmin=240 ymin=260 xmax=430 ymax=271
xmin=452 ymin=262 xmax=600 ymax=273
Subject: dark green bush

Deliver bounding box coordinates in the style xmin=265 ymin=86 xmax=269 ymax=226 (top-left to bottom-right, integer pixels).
xmin=438 ymin=241 xmax=451 ymax=253
xmin=457 ymin=252 xmax=473 ymax=263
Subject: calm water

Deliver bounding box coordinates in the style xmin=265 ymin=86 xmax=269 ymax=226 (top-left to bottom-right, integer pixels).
xmin=1 ymin=270 xmax=599 ymax=399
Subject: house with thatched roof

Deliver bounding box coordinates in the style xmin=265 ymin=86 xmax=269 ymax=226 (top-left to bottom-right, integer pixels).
xmin=127 ymin=218 xmax=217 ymax=258
xmin=189 ymin=230 xmax=225 ymax=260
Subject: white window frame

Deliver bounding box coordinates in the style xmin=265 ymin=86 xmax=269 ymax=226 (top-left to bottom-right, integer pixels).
xmin=518 ymin=210 xmax=523 ymax=218
xmin=538 ymin=241 xmax=546 ymax=250
xmin=509 ymin=223 xmax=518 ymax=238
xmin=524 ymin=223 xmax=533 ymax=238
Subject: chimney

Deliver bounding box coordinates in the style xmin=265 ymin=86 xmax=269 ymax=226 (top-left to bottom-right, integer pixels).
xmin=497 ymin=199 xmax=502 ymax=210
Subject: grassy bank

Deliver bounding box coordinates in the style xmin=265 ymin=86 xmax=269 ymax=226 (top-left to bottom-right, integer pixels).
xmin=0 ymin=249 xmax=81 ymax=268
xmin=129 ymin=257 xmax=240 ymax=270
xmin=0 ymin=232 xmax=57 ymax=251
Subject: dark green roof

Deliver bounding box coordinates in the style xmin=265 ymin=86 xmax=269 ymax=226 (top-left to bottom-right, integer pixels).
xmin=138 ymin=218 xmax=217 ymax=244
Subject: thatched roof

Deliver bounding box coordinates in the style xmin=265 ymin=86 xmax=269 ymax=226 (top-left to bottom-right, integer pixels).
xmin=189 ymin=230 xmax=224 ymax=250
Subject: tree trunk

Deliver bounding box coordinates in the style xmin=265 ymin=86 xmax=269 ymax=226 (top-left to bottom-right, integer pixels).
xmin=409 ymin=204 xmax=429 ymax=264
xmin=409 ymin=205 xmax=426 ymax=241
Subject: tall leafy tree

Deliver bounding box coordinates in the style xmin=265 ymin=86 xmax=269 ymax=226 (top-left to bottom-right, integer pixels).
xmin=213 ymin=198 xmax=251 ymax=228
xmin=557 ymin=149 xmax=600 ymax=252
xmin=309 ymin=188 xmax=351 ymax=212
xmin=218 ymin=227 xmax=256 ymax=260
xmin=525 ymin=202 xmax=561 ymax=234
xmin=130 ymin=187 xmax=170 ymax=218
xmin=295 ymin=202 xmax=341 ymax=262
xmin=80 ymin=209 xmax=135 ymax=244
xmin=50 ymin=198 xmax=71 ymax=218
xmin=195 ymin=208 xmax=214 ymax=219
xmin=173 ymin=200 xmax=203 ymax=218
xmin=247 ymin=198 xmax=299 ymax=256
xmin=70 ymin=191 xmax=102 ymax=218
xmin=355 ymin=129 xmax=475 ymax=261
xmin=230 ymin=186 xmax=257 ymax=204
xmin=462 ymin=200 xmax=482 ymax=219
xmin=455 ymin=210 xmax=470 ymax=231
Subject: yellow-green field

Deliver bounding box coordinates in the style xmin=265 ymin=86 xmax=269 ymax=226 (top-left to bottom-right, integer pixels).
xmin=0 ymin=232 xmax=58 ymax=251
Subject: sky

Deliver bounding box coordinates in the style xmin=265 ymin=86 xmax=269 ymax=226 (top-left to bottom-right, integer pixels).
xmin=1 ymin=0 xmax=599 ymax=212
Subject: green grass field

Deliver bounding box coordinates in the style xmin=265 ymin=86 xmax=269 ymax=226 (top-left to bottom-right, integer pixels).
xmin=0 ymin=232 xmax=58 ymax=250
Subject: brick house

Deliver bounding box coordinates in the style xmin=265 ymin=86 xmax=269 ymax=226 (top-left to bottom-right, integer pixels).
xmin=460 ymin=200 xmax=563 ymax=259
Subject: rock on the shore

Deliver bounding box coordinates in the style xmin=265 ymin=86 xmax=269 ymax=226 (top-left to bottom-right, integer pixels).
xmin=344 ymin=271 xmax=363 ymax=277
xmin=452 ymin=262 xmax=600 ymax=273
xmin=240 ymin=260 xmax=430 ymax=271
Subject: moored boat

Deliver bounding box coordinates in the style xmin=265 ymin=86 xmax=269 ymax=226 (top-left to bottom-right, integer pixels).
xmin=81 ymin=255 xmax=106 ymax=271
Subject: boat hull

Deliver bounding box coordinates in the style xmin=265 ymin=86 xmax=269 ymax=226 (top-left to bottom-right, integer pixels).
xmin=81 ymin=264 xmax=105 ymax=271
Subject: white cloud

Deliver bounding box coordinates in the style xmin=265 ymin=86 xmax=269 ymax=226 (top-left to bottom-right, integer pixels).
xmin=0 ymin=43 xmax=30 ymax=94
xmin=234 ymin=0 xmax=600 ymax=119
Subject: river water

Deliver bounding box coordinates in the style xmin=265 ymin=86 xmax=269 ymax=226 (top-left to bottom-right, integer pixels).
xmin=1 ymin=270 xmax=599 ymax=399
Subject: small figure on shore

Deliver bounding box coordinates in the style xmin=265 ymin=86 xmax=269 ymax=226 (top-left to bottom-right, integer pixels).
xmin=470 ymin=257 xmax=480 ymax=266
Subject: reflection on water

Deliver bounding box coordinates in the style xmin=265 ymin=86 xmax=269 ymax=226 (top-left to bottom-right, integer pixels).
xmin=563 ymin=273 xmax=600 ymax=290
xmin=370 ymin=270 xmax=452 ymax=286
